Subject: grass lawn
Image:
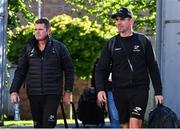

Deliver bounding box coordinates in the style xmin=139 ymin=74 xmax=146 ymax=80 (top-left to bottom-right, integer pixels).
xmin=3 ymin=119 xmax=75 ymax=127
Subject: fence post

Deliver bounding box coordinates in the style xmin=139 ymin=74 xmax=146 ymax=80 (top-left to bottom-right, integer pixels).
xmin=0 ymin=0 xmax=8 ymax=126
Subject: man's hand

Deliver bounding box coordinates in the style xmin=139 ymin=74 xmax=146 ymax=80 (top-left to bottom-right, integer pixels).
xmin=155 ymin=95 xmax=164 ymax=104
xmin=10 ymin=92 xmax=20 ymax=103
xmin=62 ymin=91 xmax=71 ymax=106
xmin=97 ymin=91 xmax=107 ymax=107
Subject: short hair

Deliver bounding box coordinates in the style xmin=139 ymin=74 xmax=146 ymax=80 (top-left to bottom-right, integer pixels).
xmin=35 ymin=18 xmax=51 ymax=29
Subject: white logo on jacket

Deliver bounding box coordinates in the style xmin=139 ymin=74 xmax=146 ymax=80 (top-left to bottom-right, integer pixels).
xmin=29 ymin=48 xmax=35 ymax=57
xmin=133 ymin=45 xmax=141 ymax=52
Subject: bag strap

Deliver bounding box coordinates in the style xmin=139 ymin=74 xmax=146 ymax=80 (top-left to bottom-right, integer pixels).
xmin=60 ymin=102 xmax=79 ymax=128
xmin=108 ymin=36 xmax=116 ymax=58
xmin=119 ymin=38 xmax=134 ymax=72
xmin=132 ymin=32 xmax=147 ymax=57
xmin=135 ymin=32 xmax=148 ymax=65
xmin=107 ymin=36 xmax=117 ymax=77
xmin=51 ymin=39 xmax=61 ymax=59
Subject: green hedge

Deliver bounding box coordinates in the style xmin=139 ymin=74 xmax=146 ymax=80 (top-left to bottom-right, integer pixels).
xmin=7 ymin=14 xmax=116 ymax=79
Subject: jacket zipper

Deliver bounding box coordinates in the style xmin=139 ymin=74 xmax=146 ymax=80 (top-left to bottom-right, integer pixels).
xmin=127 ymin=59 xmax=134 ymax=72
xmin=127 ymin=59 xmax=133 ymax=85
xmin=41 ymin=56 xmax=44 ymax=94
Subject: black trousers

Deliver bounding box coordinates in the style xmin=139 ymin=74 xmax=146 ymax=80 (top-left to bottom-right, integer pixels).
xmin=29 ymin=95 xmax=61 ymax=128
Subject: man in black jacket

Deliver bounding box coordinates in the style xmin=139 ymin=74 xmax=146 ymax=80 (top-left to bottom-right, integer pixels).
xmin=95 ymin=7 xmax=163 ymax=128
xmin=10 ymin=18 xmax=74 ymax=128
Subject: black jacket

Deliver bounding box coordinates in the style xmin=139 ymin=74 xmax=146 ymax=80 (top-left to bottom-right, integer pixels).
xmin=95 ymin=32 xmax=162 ymax=95
xmin=10 ymin=36 xmax=74 ymax=96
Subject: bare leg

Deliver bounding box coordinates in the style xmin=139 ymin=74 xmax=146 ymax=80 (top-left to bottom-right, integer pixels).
xmin=121 ymin=122 xmax=129 ymax=128
xmin=129 ymin=118 xmax=142 ymax=128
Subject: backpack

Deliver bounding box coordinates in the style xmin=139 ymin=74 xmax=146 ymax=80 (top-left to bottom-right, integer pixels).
xmin=108 ymin=32 xmax=147 ymax=57
xmin=77 ymin=88 xmax=105 ymax=126
xmin=148 ymin=104 xmax=179 ymax=128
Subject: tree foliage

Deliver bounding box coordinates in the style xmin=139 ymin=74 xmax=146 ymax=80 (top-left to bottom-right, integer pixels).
xmin=65 ymin=0 xmax=156 ymax=34
xmin=8 ymin=0 xmax=36 ymax=30
xmin=7 ymin=0 xmax=157 ymax=79
xmin=7 ymin=14 xmax=116 ymax=79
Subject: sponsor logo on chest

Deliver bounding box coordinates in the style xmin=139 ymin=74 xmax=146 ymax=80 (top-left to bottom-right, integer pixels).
xmin=133 ymin=45 xmax=141 ymax=52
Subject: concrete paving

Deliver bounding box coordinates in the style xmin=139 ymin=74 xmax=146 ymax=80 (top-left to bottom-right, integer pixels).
xmin=56 ymin=119 xmax=111 ymax=128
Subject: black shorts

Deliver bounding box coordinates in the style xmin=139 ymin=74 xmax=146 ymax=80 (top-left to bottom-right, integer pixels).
xmin=113 ymin=87 xmax=149 ymax=124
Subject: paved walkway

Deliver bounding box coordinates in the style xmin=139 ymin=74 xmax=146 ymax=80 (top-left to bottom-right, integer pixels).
xmin=56 ymin=119 xmax=110 ymax=128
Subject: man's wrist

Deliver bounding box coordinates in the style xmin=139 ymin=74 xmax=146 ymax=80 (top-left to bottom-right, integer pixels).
xmin=65 ymin=90 xmax=72 ymax=93
xmin=11 ymin=92 xmax=18 ymax=95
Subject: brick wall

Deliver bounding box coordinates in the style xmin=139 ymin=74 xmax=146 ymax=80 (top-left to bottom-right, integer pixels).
xmin=27 ymin=0 xmax=73 ymax=19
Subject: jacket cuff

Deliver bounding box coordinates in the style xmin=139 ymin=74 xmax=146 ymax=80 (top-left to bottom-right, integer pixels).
xmin=155 ymin=90 xmax=162 ymax=96
xmin=65 ymin=90 xmax=72 ymax=93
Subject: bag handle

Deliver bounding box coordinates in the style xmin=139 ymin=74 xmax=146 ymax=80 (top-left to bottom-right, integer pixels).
xmin=157 ymin=102 xmax=163 ymax=107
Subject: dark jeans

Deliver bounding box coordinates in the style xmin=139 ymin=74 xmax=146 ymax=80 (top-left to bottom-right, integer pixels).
xmin=29 ymin=95 xmax=61 ymax=128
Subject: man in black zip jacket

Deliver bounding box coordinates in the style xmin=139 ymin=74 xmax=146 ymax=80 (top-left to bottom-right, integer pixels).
xmin=10 ymin=18 xmax=74 ymax=128
xmin=95 ymin=7 xmax=163 ymax=128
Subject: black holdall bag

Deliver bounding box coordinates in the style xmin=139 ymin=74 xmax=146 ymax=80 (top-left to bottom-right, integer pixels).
xmin=148 ymin=103 xmax=179 ymax=128
xmin=77 ymin=88 xmax=105 ymax=126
